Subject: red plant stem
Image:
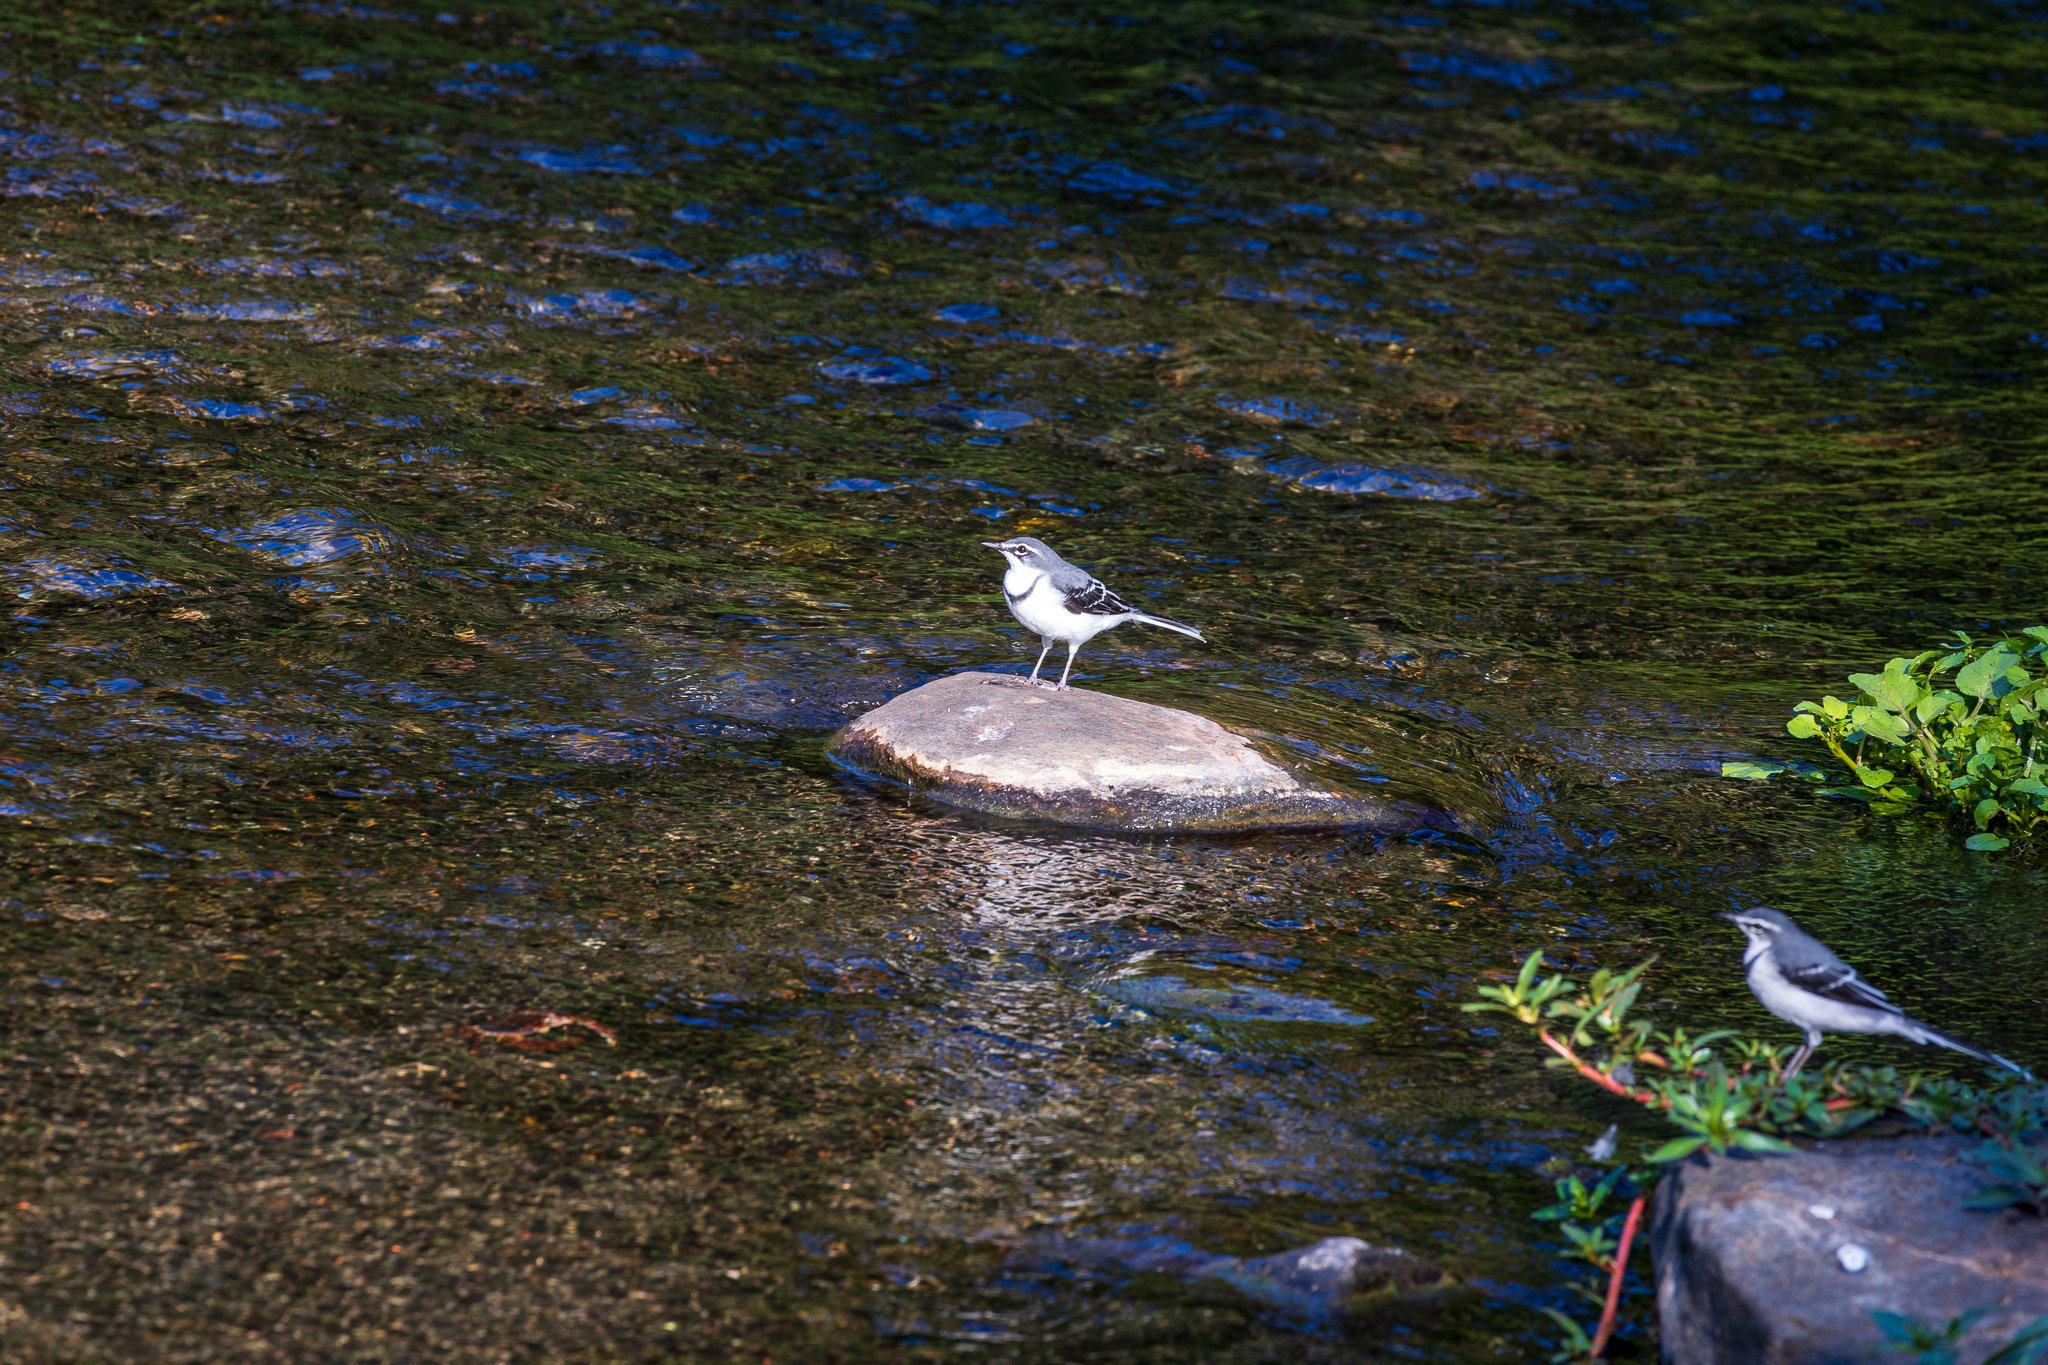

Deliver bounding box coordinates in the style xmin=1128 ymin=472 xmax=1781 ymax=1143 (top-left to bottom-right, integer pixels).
xmin=1537 ymin=1030 xmax=1669 ymax=1110
xmin=1589 ymin=1193 xmax=1647 ymax=1360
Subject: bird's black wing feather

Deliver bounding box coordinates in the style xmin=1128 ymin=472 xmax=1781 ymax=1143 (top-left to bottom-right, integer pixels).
xmin=1781 ymin=960 xmax=1899 ymax=1014
xmin=1062 ymin=576 xmax=1136 ymax=617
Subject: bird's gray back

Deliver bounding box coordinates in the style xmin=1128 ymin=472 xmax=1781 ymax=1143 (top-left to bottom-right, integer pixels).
xmin=1771 ymin=921 xmax=1854 ymax=976
xmin=1046 ymin=558 xmax=1094 ymax=591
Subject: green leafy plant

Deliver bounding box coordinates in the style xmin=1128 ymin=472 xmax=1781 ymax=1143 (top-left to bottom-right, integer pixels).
xmin=1967 ymin=1136 xmax=2048 ymax=1214
xmin=1471 ymin=950 xmax=2048 ymax=1360
xmin=1874 ymin=1309 xmax=2048 ymax=1365
xmin=1473 ymin=950 xmax=2044 ymax=1154
xmin=1875 ymin=1309 xmax=1989 ymax=1364
xmin=1758 ymin=629 xmax=2048 ymax=850
xmin=1467 ymin=951 xmax=1833 ymax=1156
xmin=1529 ymin=1162 xmax=1646 ymax=1362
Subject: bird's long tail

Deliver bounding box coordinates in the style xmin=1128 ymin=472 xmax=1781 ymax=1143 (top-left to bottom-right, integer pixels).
xmin=1130 ymin=613 xmax=1204 ymax=642
xmin=1904 ymin=1018 xmax=2033 ymax=1079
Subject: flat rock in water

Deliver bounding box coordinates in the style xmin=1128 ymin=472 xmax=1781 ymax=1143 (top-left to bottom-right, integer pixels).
xmin=1023 ymin=1232 xmax=1449 ymax=1322
xmin=1652 ymin=1134 xmax=2048 ymax=1364
xmin=828 ymin=671 xmax=1447 ymax=834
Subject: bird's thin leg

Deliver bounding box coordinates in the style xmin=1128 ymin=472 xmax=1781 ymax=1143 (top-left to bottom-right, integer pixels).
xmin=1028 ymin=640 xmax=1051 ymax=683
xmin=1783 ymin=1032 xmax=1819 ymax=1080
xmin=1057 ymin=642 xmax=1079 ymax=689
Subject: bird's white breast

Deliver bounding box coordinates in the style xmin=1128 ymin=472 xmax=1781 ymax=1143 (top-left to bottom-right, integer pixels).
xmin=1003 ymin=572 xmax=1069 ymax=637
xmin=1746 ymin=955 xmax=1900 ymax=1036
xmin=1001 ymin=566 xmax=1119 ymax=643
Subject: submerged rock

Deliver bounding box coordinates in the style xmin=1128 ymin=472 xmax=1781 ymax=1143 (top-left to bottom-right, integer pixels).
xmin=1026 ymin=1232 xmax=1449 ymax=1322
xmin=828 ymin=671 xmax=1448 ymax=834
xmin=1651 ymin=1135 xmax=2048 ymax=1364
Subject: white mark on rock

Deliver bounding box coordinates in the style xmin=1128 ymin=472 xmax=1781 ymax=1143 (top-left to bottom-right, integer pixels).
xmin=973 ymin=724 xmax=1012 ymax=744
xmin=961 ymin=704 xmax=991 ymax=718
xmin=1294 ymin=1237 xmax=1369 ymax=1271
xmin=1836 ymin=1243 xmax=1869 ymax=1273
xmin=1808 ymin=1204 xmax=1835 ymax=1221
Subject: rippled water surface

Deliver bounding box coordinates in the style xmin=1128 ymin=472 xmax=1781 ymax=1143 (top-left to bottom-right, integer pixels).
xmin=4 ymin=0 xmax=2048 ymax=1357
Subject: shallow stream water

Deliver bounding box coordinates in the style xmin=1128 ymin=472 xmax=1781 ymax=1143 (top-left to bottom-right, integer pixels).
xmin=3 ymin=0 xmax=2047 ymax=1358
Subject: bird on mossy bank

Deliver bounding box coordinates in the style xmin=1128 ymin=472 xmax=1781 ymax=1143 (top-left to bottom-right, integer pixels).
xmin=1725 ymin=907 xmax=2029 ymax=1080
xmin=981 ymin=537 xmax=1204 ymax=689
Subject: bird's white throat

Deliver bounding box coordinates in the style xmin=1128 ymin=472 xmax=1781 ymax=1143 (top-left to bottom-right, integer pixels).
xmin=1002 ymin=562 xmax=1045 ymax=599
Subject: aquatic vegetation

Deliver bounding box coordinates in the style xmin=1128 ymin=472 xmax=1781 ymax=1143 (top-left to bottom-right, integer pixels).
xmin=1471 ymin=950 xmax=2042 ymax=1154
xmin=1469 ymin=951 xmax=2047 ymax=1358
xmin=1872 ymin=1310 xmax=2048 ymax=1365
xmin=1529 ymin=1164 xmax=1645 ymax=1363
xmin=1772 ymin=631 xmax=2048 ymax=850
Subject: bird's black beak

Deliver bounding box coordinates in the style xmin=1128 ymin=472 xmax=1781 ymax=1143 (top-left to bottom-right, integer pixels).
xmin=981 ymin=541 xmax=1007 ymax=551
xmin=1719 ymin=912 xmax=1742 ymax=923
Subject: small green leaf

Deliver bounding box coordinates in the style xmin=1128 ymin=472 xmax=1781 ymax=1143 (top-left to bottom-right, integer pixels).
xmin=1645 ymin=1135 xmax=1709 ymax=1163
xmin=1965 ymin=833 xmax=2011 ymax=852
xmin=1786 ymin=714 xmax=1822 ymax=739
xmin=1731 ymin=1129 xmax=1797 ymax=1154
xmin=1722 ymin=760 xmax=1786 ymax=781
xmin=1850 ymin=705 xmax=1912 ymax=745
xmin=1851 ymin=660 xmax=1922 ymax=712
xmin=1965 ymin=1184 xmax=2029 ymax=1210
xmin=1915 ymin=689 xmax=1961 ymax=724
xmin=1856 ymin=766 xmax=1896 ymax=789
xmin=1821 ymin=695 xmax=1850 ymax=720
xmin=1982 ymin=1314 xmax=2048 ymax=1365
xmin=1958 ymin=644 xmax=2020 ymax=700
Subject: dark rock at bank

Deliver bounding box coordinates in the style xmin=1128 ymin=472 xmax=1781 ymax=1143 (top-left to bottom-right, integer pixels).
xmin=1026 ymin=1232 xmax=1450 ymax=1321
xmin=1652 ymin=1134 xmax=2048 ymax=1364
xmin=827 ymin=671 xmax=1450 ymax=834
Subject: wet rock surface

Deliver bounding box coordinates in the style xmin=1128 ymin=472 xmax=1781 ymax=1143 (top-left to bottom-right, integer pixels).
xmin=829 ymin=672 xmax=1446 ymax=833
xmin=1652 ymin=1135 xmax=2048 ymax=1364
xmin=1026 ymin=1233 xmax=1450 ymax=1322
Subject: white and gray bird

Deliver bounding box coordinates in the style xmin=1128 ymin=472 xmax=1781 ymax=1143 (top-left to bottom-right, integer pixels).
xmin=1725 ymin=906 xmax=2028 ymax=1080
xmin=981 ymin=537 xmax=1204 ymax=689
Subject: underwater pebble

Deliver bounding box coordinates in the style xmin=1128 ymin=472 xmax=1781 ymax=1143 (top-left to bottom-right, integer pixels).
xmin=818 ymin=355 xmax=933 ymax=386
xmin=1219 ymin=396 xmax=1334 ymax=427
xmin=891 ymin=195 xmax=1014 ymax=230
xmin=516 ymin=145 xmax=645 ymax=175
xmin=1836 ymin=1244 xmax=1869 ymax=1273
xmin=589 ymin=40 xmax=708 ymax=70
xmin=208 ymin=507 xmax=401 ymax=568
xmin=918 ymin=401 xmax=1034 ymax=431
xmin=7 ymin=552 xmax=177 ymax=601
xmin=1258 ymin=454 xmax=1486 ymax=502
xmin=717 ymin=249 xmax=859 ymax=285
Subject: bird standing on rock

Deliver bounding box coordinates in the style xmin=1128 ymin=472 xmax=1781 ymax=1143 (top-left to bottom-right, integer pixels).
xmin=982 ymin=537 xmax=1204 ymax=689
xmin=1725 ymin=906 xmax=2029 ymax=1079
